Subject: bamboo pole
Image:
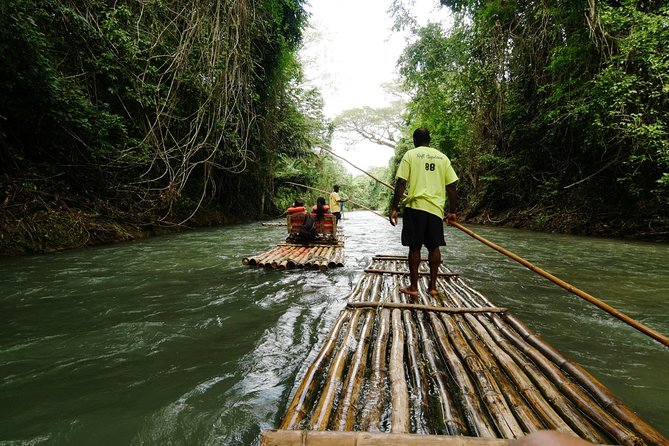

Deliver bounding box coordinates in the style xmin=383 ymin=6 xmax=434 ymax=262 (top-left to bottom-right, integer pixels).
xmin=358 ymin=306 xmax=391 ymax=432
xmin=260 ymin=429 xmax=520 ymax=446
xmin=439 ymin=312 xmax=525 ymax=438
xmin=428 ymin=310 xmax=497 ymax=437
xmin=450 ymin=221 xmax=669 ymax=349
xmin=446 ymin=283 xmax=577 ymax=435
xmin=443 ymin=279 xmax=612 ymax=443
xmin=332 ymin=276 xmax=382 ymax=430
xmin=477 ymin=314 xmax=610 ymax=443
xmin=390 ymin=307 xmax=409 ymax=433
xmin=318 ymin=147 xmax=395 ymax=191
xmin=280 ymin=310 xmax=351 ymax=430
xmin=347 ymin=302 xmax=506 ymax=314
xmin=400 ymin=295 xmax=433 ymax=434
xmin=364 ymin=268 xmax=458 ymax=277
xmin=502 ymin=313 xmax=669 ymax=446
xmin=490 ymin=315 xmax=641 ymax=446
xmin=389 ymin=276 xmax=410 ymax=433
xmin=309 ymin=308 xmax=364 ymax=429
xmin=414 ymin=308 xmax=469 ymax=436
xmin=452 ymin=312 xmax=547 ymax=434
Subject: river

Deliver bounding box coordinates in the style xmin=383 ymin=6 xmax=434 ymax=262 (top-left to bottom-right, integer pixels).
xmin=1 ymin=211 xmax=667 ymax=445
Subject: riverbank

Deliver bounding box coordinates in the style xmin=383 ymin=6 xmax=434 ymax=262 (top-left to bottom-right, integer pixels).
xmin=3 ymin=182 xmax=667 ymax=256
xmin=466 ymin=207 xmax=669 ymax=243
xmin=0 ymin=179 xmax=244 ymax=256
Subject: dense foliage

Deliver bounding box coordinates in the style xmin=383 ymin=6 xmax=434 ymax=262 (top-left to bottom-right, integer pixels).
xmin=0 ymin=0 xmax=337 ymax=253
xmin=393 ymin=0 xmax=668 ymax=237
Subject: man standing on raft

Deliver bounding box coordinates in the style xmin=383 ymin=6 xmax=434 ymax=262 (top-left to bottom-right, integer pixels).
xmin=389 ymin=127 xmax=459 ymax=297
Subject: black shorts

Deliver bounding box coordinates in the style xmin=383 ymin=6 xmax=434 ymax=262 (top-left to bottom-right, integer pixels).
xmin=401 ymin=207 xmax=445 ymax=249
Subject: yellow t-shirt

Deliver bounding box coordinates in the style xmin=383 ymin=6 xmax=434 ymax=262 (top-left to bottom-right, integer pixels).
xmin=396 ymin=146 xmax=458 ymax=218
xmin=329 ymin=191 xmax=342 ymax=213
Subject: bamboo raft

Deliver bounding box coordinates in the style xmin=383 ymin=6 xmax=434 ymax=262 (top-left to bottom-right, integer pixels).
xmin=261 ymin=254 xmax=668 ymax=446
xmin=242 ymin=233 xmax=344 ymax=271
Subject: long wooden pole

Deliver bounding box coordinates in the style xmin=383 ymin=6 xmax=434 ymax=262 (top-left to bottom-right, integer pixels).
xmin=320 ymin=149 xmax=669 ymax=349
xmin=318 ymin=147 xmax=395 ymax=191
xmin=286 ymin=181 xmax=387 ymax=220
xmin=450 ymin=221 xmax=669 ymax=348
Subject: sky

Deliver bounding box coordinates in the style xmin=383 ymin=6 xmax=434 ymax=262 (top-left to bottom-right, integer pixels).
xmin=299 ymin=0 xmax=452 ymax=175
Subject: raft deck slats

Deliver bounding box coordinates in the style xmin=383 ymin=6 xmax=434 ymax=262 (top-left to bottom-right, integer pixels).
xmin=262 ymin=256 xmax=668 ymax=446
xmin=242 ymin=232 xmax=345 ymax=270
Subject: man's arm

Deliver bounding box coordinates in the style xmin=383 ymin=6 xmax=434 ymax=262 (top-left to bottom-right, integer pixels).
xmin=445 ymin=183 xmax=458 ymax=223
xmin=389 ymin=178 xmax=407 ymax=226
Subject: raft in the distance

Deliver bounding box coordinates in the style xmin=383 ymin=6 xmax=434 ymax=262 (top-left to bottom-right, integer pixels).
xmin=243 ymin=212 xmax=344 ymax=271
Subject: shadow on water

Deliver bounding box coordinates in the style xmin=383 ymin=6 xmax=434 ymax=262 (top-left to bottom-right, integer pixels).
xmin=1 ymin=211 xmax=667 ymax=445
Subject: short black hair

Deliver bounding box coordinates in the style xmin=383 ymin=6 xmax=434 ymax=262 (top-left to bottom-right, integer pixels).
xmin=333 ymin=185 xmax=340 ymax=192
xmin=413 ymin=128 xmax=431 ymax=147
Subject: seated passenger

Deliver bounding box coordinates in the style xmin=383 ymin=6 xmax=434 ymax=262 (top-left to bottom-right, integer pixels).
xmin=287 ymin=198 xmax=306 ymax=215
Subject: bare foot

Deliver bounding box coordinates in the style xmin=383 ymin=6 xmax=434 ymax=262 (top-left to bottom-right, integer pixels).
xmin=428 ymin=289 xmax=439 ymax=297
xmin=399 ymin=287 xmax=419 ymax=297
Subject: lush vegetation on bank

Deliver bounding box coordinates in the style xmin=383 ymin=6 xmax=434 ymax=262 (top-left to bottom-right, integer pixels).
xmin=0 ymin=0 xmax=346 ymax=254
xmin=386 ymin=0 xmax=669 ymax=237
xmin=1 ymin=0 xmax=667 ymax=255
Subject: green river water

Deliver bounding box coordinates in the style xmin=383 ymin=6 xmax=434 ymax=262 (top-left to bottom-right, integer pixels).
xmin=1 ymin=211 xmax=668 ymax=445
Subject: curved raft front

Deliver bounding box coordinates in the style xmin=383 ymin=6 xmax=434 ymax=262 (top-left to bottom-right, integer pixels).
xmin=261 ymin=254 xmax=668 ymax=446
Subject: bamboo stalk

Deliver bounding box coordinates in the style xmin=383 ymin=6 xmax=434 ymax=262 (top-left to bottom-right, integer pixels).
xmin=491 ymin=315 xmax=640 ymax=445
xmin=280 ymin=310 xmax=351 ymax=430
xmin=260 ymin=429 xmax=520 ymax=446
xmin=332 ymin=277 xmax=382 ymax=430
xmin=401 ymin=299 xmax=433 ymax=434
xmin=347 ymin=302 xmax=506 ymax=314
xmin=439 ymin=280 xmax=573 ymax=433
xmin=428 ymin=310 xmax=498 ymax=437
xmin=309 ymin=308 xmax=364 ymax=429
xmin=439 ymin=312 xmax=525 ymax=438
xmin=441 ymin=280 xmax=609 ymax=443
xmin=390 ymin=307 xmax=409 ymax=433
xmin=451 ymin=221 xmax=669 ymax=349
xmin=358 ymin=307 xmax=391 ymax=432
xmin=474 ymin=314 xmax=609 ymax=444
xmin=364 ymin=268 xmax=458 ymax=277
xmin=414 ymin=309 xmax=469 ymax=436
xmin=454 ymin=312 xmax=547 ymax=433
xmin=502 ymin=314 xmax=669 ymax=446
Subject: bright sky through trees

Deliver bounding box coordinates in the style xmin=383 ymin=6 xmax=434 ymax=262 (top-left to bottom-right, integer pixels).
xmin=300 ymin=0 xmax=452 ymax=175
